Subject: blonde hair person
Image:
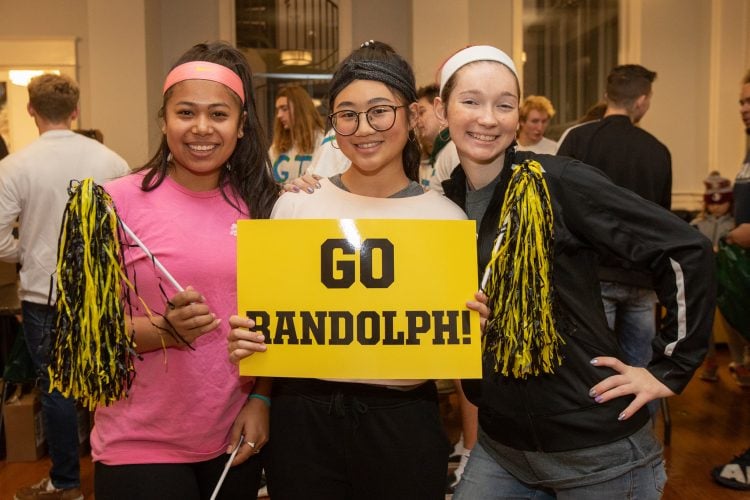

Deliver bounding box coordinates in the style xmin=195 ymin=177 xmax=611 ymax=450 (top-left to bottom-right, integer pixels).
xmin=1 ymin=72 xmax=129 ymax=500
xmin=516 ymin=95 xmax=557 ymax=154
xmin=270 ymin=85 xmax=324 ymax=182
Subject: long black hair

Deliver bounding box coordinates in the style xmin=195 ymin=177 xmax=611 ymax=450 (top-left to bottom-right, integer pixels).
xmin=327 ymin=41 xmax=421 ymax=182
xmin=137 ymin=41 xmax=278 ymax=219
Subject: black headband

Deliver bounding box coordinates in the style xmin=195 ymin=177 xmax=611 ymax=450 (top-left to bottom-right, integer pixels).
xmin=329 ymin=59 xmax=417 ymax=109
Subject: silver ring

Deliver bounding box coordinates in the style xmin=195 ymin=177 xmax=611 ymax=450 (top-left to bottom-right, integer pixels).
xmin=245 ymin=441 xmax=256 ymax=449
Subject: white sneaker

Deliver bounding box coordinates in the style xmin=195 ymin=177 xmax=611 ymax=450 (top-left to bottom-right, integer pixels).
xmin=446 ymin=450 xmax=471 ymax=494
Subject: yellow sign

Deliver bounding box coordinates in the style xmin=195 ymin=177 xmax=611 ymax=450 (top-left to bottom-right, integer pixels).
xmin=237 ymin=219 xmax=480 ymax=379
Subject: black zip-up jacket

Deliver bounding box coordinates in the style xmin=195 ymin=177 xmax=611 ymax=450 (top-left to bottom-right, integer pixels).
xmin=557 ymin=115 xmax=672 ymax=288
xmin=443 ymin=150 xmax=714 ymax=452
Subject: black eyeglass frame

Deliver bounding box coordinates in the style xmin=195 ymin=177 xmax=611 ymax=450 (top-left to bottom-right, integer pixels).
xmin=328 ymin=104 xmax=407 ymax=136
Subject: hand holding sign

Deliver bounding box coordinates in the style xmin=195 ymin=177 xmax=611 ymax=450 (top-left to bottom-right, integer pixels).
xmin=237 ymin=219 xmax=481 ymax=380
xmin=228 ymin=314 xmax=267 ymax=364
xmin=467 ymin=290 xmax=490 ymax=332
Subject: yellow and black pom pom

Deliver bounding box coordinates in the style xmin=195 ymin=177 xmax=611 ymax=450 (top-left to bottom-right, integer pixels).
xmin=482 ymin=160 xmax=564 ymax=378
xmin=49 ymin=178 xmax=136 ymax=410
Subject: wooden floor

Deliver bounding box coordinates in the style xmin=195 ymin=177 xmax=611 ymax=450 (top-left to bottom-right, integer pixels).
xmin=2 ymin=345 xmax=749 ymax=499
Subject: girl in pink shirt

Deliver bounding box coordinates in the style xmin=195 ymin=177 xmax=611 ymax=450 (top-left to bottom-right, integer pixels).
xmin=92 ymin=41 xmax=277 ymax=500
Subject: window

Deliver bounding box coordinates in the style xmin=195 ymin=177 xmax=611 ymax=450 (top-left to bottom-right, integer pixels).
xmin=236 ymin=0 xmax=339 ymax=138
xmin=522 ymin=0 xmax=618 ymax=139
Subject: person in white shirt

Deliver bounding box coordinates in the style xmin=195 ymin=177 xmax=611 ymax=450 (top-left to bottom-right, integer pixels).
xmin=0 ymin=73 xmax=129 ymax=500
xmin=269 ymin=85 xmax=324 ymax=182
xmin=228 ymin=40 xmax=488 ymax=500
xmin=516 ymin=95 xmax=557 ymax=154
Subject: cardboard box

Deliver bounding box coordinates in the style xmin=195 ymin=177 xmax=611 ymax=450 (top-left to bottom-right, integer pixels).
xmin=0 ymin=261 xmax=17 ymax=286
xmin=3 ymin=388 xmax=47 ymax=461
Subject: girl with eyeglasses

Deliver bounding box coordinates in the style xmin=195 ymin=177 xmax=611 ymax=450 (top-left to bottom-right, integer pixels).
xmin=227 ymin=40 xmax=488 ymax=499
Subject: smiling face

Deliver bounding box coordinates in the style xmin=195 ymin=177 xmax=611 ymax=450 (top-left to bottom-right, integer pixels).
xmin=162 ymin=79 xmax=244 ymax=191
xmin=441 ymin=61 xmax=519 ymax=170
xmin=332 ymin=79 xmax=412 ymax=178
xmin=518 ymin=108 xmax=550 ymax=145
xmin=275 ymin=96 xmax=292 ymax=130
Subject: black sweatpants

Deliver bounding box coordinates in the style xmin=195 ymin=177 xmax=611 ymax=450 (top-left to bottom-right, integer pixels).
xmin=266 ymin=378 xmax=450 ymax=500
xmin=94 ymin=451 xmax=262 ymax=500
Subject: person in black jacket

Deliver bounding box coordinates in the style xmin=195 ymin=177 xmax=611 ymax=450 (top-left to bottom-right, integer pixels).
xmin=433 ymin=45 xmax=713 ymax=498
xmin=556 ymin=65 xmax=672 ymax=379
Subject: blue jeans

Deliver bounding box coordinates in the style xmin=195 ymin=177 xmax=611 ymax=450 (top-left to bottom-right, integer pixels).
xmin=21 ymin=301 xmax=80 ymax=489
xmin=454 ymin=442 xmax=666 ymax=500
xmin=599 ymin=282 xmax=658 ymax=368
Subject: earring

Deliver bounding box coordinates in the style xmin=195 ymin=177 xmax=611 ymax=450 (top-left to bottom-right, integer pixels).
xmin=438 ymin=128 xmax=451 ymax=142
xmin=331 ymin=138 xmax=340 ymax=150
xmin=226 ymin=162 xmax=232 ymax=171
xmin=408 ymin=130 xmax=418 ymax=143
xmin=167 ymin=152 xmax=174 ymax=163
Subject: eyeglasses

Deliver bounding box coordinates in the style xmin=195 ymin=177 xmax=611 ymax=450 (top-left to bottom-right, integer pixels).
xmin=328 ymin=105 xmax=406 ymax=136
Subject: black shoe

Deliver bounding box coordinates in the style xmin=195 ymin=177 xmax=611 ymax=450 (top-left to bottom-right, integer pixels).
xmin=712 ymin=447 xmax=750 ymax=490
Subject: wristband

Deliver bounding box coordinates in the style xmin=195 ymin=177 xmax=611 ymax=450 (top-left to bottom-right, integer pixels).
xmin=248 ymin=393 xmax=271 ymax=407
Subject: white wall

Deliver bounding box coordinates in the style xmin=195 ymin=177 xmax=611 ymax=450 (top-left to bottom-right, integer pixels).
xmin=0 ymin=0 xmax=89 ymax=151
xmin=86 ymin=1 xmax=150 ymax=167
xmin=0 ymin=0 xmax=228 ymax=166
xmin=710 ymin=0 xmax=750 ymax=195
xmin=0 ymin=39 xmax=77 ymax=151
xmin=351 ymin=0 xmax=412 ymax=62
xmin=411 ymin=0 xmax=515 ymax=88
xmin=635 ymin=0 xmax=750 ymax=209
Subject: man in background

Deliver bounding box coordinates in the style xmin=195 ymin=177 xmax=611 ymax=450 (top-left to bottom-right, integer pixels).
xmin=557 ymin=64 xmax=672 ymax=375
xmin=415 ymin=84 xmax=454 ymax=189
xmin=516 ymin=95 xmax=558 ymax=154
xmin=0 ymin=73 xmax=129 ymax=500
xmin=711 ymin=68 xmax=750 ymax=492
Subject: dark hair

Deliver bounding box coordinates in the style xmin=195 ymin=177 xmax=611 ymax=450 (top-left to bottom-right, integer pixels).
xmin=272 ymin=85 xmax=324 ymax=155
xmin=327 ymin=41 xmax=420 ymax=182
xmin=577 ymin=101 xmax=607 ymax=124
xmin=28 ymin=74 xmax=79 ymax=123
xmin=74 ymin=129 xmax=104 ymax=143
xmin=605 ymin=64 xmax=657 ymax=108
xmin=137 ymin=41 xmax=278 ymax=219
xmin=417 ymin=83 xmax=439 ymax=103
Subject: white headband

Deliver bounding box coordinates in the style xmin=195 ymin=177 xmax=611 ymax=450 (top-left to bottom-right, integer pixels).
xmin=439 ymin=45 xmax=518 ymax=94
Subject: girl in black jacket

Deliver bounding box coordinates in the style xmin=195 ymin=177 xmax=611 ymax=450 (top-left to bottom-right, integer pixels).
xmin=434 ymin=45 xmax=714 ymax=499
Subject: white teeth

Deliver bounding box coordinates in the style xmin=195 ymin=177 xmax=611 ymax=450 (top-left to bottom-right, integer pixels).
xmin=469 ymin=132 xmax=497 ymax=142
xmin=189 ymin=144 xmax=215 ymax=151
xmin=356 ymin=142 xmax=379 ymax=149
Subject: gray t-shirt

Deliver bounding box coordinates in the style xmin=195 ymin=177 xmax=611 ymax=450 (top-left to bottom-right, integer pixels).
xmin=465 ymin=171 xmax=501 ymax=224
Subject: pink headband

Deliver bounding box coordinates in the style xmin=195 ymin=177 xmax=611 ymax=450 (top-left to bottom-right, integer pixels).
xmin=163 ymin=61 xmax=245 ymax=104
